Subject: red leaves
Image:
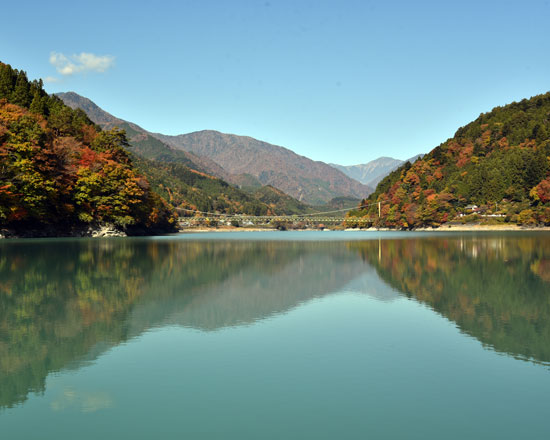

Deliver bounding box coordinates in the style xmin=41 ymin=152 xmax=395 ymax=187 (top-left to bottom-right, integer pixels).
xmin=403 ymin=171 xmax=420 ymax=186
xmin=78 ymin=146 xmax=98 ymax=168
xmin=0 ymin=183 xmax=12 ymax=193
xmin=534 ymin=179 xmax=550 ymax=203
xmin=80 ymin=124 xmax=97 ymax=145
xmin=456 ymin=145 xmax=474 ymax=168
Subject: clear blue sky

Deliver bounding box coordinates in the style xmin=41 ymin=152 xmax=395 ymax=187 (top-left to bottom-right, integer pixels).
xmin=2 ymin=0 xmax=549 ymax=164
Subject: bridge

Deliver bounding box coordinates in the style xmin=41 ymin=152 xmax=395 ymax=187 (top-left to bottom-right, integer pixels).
xmin=175 ymin=207 xmax=376 ymax=228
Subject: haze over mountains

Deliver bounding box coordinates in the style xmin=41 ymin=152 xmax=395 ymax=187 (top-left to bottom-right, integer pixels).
xmin=330 ymin=155 xmax=424 ymax=188
xmin=58 ymin=92 xmax=371 ymax=205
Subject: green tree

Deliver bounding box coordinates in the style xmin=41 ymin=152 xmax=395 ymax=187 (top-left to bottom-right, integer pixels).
xmin=0 ymin=63 xmax=15 ymax=98
xmin=29 ymin=91 xmax=47 ymax=115
xmin=11 ymin=71 xmax=31 ymax=107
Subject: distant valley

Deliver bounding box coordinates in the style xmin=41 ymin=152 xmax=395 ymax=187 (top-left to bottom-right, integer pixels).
xmin=58 ymin=92 xmax=372 ymax=205
xmin=330 ymin=155 xmax=424 ymax=188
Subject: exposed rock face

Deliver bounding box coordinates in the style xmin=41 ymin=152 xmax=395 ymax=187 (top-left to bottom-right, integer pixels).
xmin=90 ymin=224 xmax=127 ymax=238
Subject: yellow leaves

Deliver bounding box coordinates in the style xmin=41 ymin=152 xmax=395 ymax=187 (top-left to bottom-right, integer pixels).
xmin=518 ymin=209 xmax=536 ymax=225
xmin=530 ymin=259 xmax=550 ymax=282
xmin=0 ymin=99 xmax=174 ymax=230
xmin=529 ymin=186 xmax=540 ymax=201
xmin=78 ymin=212 xmax=93 ymax=223
xmin=403 ymin=170 xmax=420 ymax=186
xmin=482 ymin=129 xmax=491 ymax=146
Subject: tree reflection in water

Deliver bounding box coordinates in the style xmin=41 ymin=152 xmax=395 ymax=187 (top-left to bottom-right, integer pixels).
xmin=1 ymin=233 xmax=549 ymax=409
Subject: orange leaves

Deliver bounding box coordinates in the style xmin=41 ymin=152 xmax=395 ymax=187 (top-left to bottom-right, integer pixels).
xmin=0 ymin=100 xmax=29 ymax=125
xmin=482 ymin=129 xmax=492 ymax=146
xmin=533 ymin=179 xmax=550 ymax=203
xmin=403 ymin=171 xmax=420 ymax=186
xmin=426 ymin=192 xmax=437 ymax=202
xmin=390 ymin=187 xmax=406 ymax=205
xmin=80 ymin=124 xmax=97 ymax=145
xmin=78 ymin=146 xmax=98 ymax=168
xmin=0 ymin=183 xmax=13 ymax=193
xmin=0 ymin=68 xmax=176 ymax=231
xmin=498 ymin=137 xmax=509 ymax=149
xmin=456 ymin=145 xmax=474 ymax=168
xmin=403 ymin=203 xmax=419 ymax=226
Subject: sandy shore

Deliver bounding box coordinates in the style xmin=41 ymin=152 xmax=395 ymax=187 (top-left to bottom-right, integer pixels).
xmin=178 ymin=227 xmax=277 ymax=233
xmin=178 ymin=224 xmax=550 ymax=233
xmin=414 ymin=224 xmax=550 ymax=232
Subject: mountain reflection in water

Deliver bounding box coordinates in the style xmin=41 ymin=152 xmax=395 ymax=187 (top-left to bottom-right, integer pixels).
xmin=1 ymin=233 xmax=549 ymax=410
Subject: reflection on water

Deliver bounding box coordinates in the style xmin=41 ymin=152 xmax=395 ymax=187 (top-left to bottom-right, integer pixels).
xmin=351 ymin=235 xmax=550 ymax=365
xmin=1 ymin=232 xmax=549 ymax=411
xmin=0 ymin=238 xmax=375 ymax=409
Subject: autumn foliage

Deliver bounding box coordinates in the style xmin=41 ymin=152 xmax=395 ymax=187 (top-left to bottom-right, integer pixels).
xmin=348 ymin=92 xmax=550 ymax=228
xmin=0 ymin=62 xmax=176 ymax=232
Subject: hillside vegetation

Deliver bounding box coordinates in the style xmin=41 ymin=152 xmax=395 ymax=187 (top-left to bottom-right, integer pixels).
xmin=152 ymin=129 xmax=372 ymax=204
xmin=349 ymin=92 xmax=550 ymax=228
xmin=0 ymin=62 xmax=176 ymax=234
xmin=133 ymin=157 xmax=281 ymax=216
xmin=58 ymin=91 xmax=313 ymax=216
xmin=57 ymin=92 xmax=229 ymax=178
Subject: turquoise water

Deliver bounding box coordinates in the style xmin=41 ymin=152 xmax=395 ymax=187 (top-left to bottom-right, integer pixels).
xmin=1 ymin=231 xmax=549 ymax=439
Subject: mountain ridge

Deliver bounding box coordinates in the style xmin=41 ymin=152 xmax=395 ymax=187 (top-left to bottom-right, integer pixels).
xmin=151 ymin=129 xmax=372 ymax=204
xmin=57 ymin=92 xmax=314 ymax=215
xmin=330 ymin=154 xmax=424 ymax=188
xmin=58 ymin=91 xmax=372 ymax=205
xmin=56 ymin=92 xmax=230 ymax=179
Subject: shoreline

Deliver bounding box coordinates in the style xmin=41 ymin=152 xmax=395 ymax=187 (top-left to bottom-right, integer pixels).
xmin=413 ymin=224 xmax=550 ymax=232
xmin=2 ymin=224 xmax=550 ymax=239
xmin=177 ymin=224 xmax=550 ymax=233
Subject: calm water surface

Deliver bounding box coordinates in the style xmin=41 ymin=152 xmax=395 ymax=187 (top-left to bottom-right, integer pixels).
xmin=1 ymin=231 xmax=549 ymax=439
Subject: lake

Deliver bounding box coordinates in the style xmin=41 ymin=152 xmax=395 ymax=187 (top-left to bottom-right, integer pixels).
xmin=1 ymin=231 xmax=549 ymax=439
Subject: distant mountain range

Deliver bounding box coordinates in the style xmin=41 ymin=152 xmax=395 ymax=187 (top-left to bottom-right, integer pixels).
xmin=58 ymin=92 xmax=372 ymax=204
xmin=330 ymin=155 xmax=423 ymax=188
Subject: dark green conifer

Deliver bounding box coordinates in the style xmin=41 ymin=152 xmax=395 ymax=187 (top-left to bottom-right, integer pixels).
xmin=29 ymin=91 xmax=47 ymax=115
xmin=0 ymin=63 xmax=15 ymax=99
xmin=11 ymin=71 xmax=31 ymax=107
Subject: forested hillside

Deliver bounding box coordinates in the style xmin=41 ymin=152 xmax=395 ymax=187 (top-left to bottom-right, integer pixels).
xmin=349 ymin=92 xmax=550 ymax=227
xmin=133 ymin=157 xmax=283 ymax=216
xmin=57 ymin=91 xmax=230 ymax=179
xmin=0 ymin=62 xmax=176 ymax=234
xmin=58 ymin=91 xmax=313 ymax=216
xmin=152 ymin=130 xmax=372 ymax=204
